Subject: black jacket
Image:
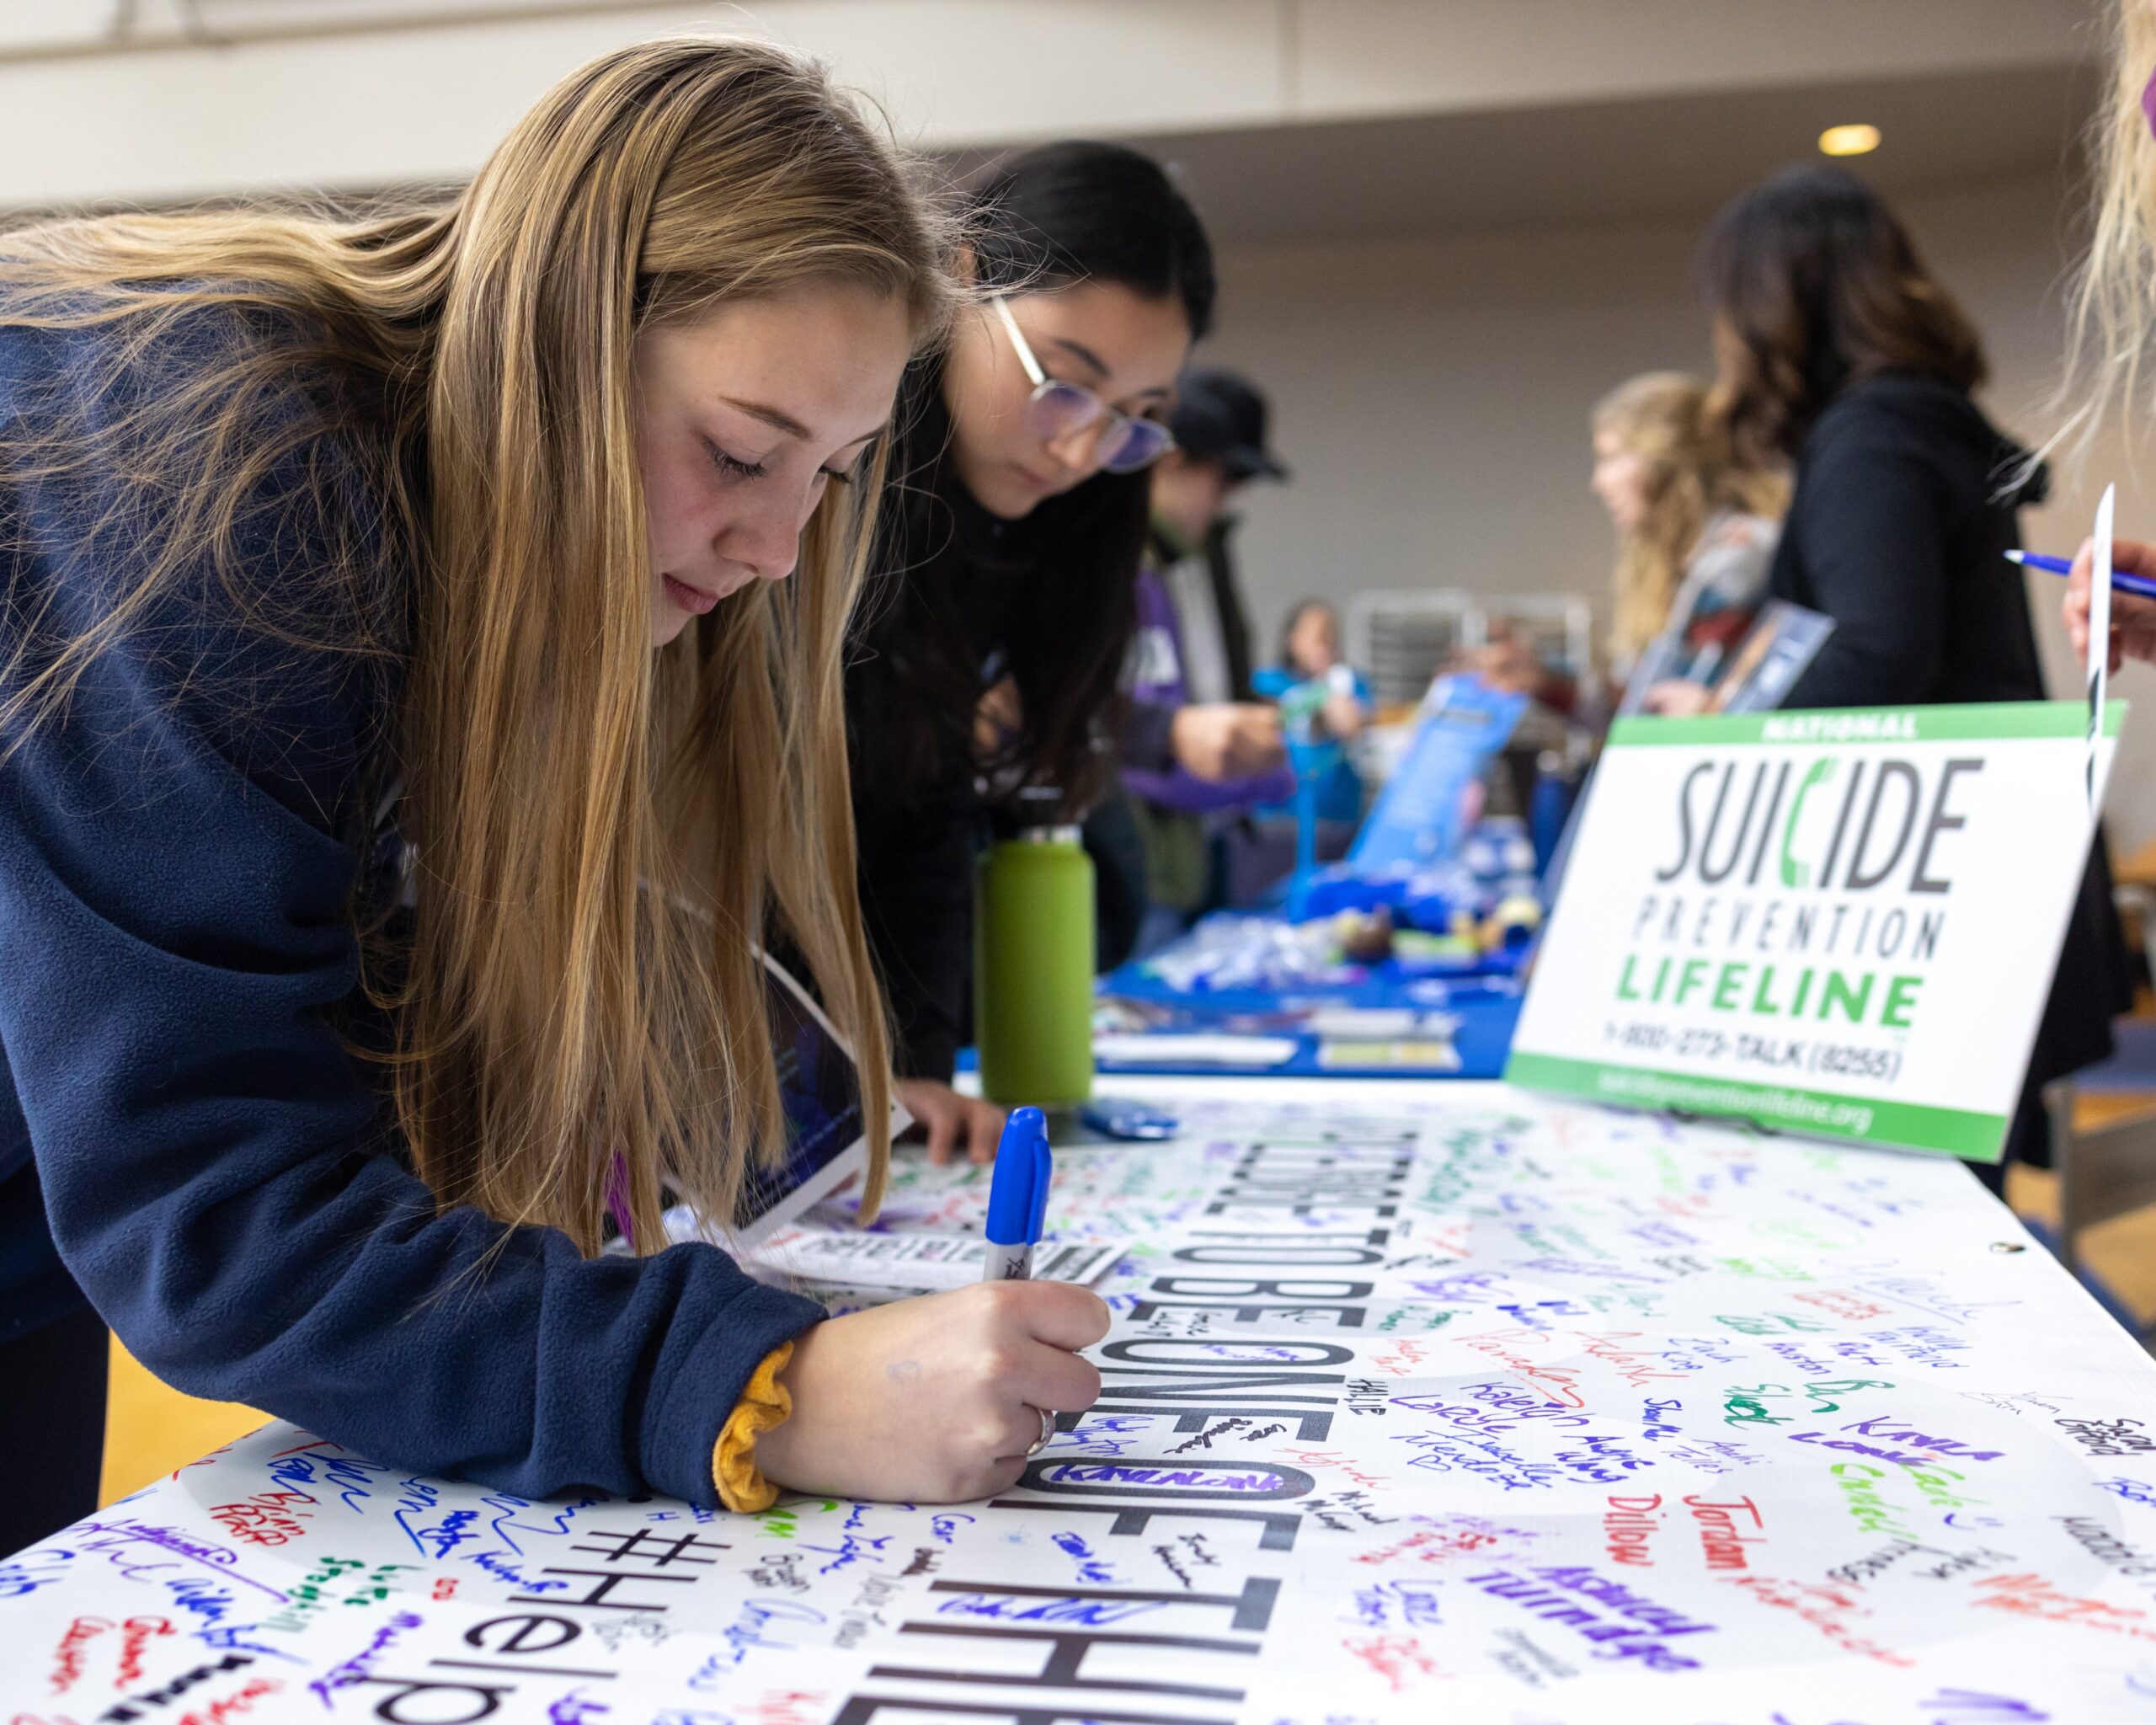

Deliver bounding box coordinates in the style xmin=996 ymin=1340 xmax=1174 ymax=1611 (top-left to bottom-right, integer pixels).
xmin=1771 ymin=371 xmax=2047 ymax=708
xmin=848 ymin=360 xmax=1150 ymax=1082
xmin=849 ymin=528 xmax=1018 ymax=1087
xmin=847 ymin=463 xmax=1140 ymax=1083
xmin=1770 ymin=371 xmax=2128 ymax=1156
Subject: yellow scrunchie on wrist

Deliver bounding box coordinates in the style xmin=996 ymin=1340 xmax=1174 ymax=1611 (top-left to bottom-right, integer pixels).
xmin=712 ymin=1339 xmax=794 ymax=1513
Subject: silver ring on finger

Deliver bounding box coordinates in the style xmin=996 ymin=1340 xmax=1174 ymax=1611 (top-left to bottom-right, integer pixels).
xmin=1027 ymin=1405 xmax=1056 ymax=1456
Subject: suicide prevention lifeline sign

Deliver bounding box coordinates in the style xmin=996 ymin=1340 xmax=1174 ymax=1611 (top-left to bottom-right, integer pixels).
xmin=1508 ymin=702 xmax=2122 ymax=1161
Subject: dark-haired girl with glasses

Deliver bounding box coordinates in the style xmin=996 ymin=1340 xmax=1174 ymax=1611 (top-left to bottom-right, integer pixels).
xmin=847 ymin=141 xmax=1215 ymax=1164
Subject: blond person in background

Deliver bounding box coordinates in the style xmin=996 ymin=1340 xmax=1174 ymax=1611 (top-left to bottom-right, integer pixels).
xmin=1469 ymin=371 xmax=1785 ymax=720
xmin=2065 ymin=0 xmax=2156 ymax=669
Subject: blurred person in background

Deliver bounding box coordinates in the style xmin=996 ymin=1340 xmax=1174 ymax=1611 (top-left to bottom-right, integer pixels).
xmin=1253 ymin=599 xmax=1373 ymax=826
xmin=1263 ymin=599 xmax=1370 ymax=731
xmin=1118 ymin=368 xmax=1295 ymax=950
xmin=1469 ymin=371 xmax=1785 ymax=720
xmin=1146 ymin=367 xmax=1281 ymax=705
xmin=1588 ymin=372 xmax=1787 ymax=714
xmin=1703 ymin=162 xmax=2128 ymax=1188
xmin=1705 ymin=167 xmax=2047 ymax=709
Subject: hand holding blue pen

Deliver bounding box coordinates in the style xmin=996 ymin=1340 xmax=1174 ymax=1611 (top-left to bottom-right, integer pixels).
xmin=2042 ymin=535 xmax=2156 ymax=674
xmin=983 ymin=1106 xmax=1052 ymax=1281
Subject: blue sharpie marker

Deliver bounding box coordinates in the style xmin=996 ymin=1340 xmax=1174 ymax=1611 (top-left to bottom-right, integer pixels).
xmin=983 ymin=1106 xmax=1052 ymax=1282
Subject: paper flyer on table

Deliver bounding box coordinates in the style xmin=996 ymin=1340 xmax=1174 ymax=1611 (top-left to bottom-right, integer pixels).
xmin=747 ymin=1226 xmax=1131 ymax=1290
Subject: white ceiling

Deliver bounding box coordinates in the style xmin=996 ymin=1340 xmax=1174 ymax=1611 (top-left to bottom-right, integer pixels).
xmin=1096 ymin=61 xmax=2098 ymax=248
xmin=0 ymin=1 xmax=2100 ymax=238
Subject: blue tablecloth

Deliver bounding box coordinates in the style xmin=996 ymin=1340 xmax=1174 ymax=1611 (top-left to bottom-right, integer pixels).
xmin=1091 ymin=913 xmax=1525 ymax=1079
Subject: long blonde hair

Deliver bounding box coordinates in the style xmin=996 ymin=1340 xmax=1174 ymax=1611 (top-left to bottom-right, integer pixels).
xmin=0 ymin=38 xmax=958 ymax=1252
xmin=1593 ymin=371 xmax=1788 ymax=662
xmin=2067 ymin=0 xmax=2156 ymax=450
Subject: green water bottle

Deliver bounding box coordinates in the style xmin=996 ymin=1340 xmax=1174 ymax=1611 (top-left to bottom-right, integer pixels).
xmin=975 ymin=824 xmax=1096 ymax=1108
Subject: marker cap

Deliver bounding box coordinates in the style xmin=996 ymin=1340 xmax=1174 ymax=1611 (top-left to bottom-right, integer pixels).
xmin=986 ymin=1107 xmax=1049 ymax=1246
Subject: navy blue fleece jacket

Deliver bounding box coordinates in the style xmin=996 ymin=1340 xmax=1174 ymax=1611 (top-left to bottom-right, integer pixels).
xmin=0 ymin=306 xmax=824 ymax=1505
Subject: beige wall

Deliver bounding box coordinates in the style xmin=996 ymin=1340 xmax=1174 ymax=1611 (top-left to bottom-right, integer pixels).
xmin=1201 ymin=168 xmax=2156 ymax=852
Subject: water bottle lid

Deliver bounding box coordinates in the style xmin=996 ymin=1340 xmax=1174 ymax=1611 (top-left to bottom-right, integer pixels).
xmin=1017 ymin=825 xmax=1084 ymax=844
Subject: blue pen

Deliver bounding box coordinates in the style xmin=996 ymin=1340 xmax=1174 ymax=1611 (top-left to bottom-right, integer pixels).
xmin=983 ymin=1106 xmax=1051 ymax=1282
xmin=2006 ymin=548 xmax=2156 ymax=601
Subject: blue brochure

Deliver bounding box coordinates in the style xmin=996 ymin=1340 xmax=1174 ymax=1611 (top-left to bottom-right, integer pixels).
xmin=1349 ymin=675 xmax=1529 ymax=871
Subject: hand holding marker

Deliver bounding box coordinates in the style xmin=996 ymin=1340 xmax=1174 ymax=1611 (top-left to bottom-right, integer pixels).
xmin=749 ymin=1097 xmax=1102 ymax=1501
xmin=979 ymin=1106 xmax=1065 ymax=1459
xmin=983 ymin=1105 xmax=1052 ymax=1281
xmin=2056 ymin=534 xmax=2156 ymax=674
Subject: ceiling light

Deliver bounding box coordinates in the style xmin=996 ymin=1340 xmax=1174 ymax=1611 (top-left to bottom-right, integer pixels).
xmin=1818 ymin=124 xmax=1881 ymax=158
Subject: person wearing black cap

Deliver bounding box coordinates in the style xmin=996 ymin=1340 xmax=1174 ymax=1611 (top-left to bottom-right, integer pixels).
xmin=1109 ymin=368 xmax=1296 ymax=949
xmin=1150 ymin=367 xmax=1288 ymax=707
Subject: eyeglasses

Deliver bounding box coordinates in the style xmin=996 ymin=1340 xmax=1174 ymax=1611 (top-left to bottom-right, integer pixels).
xmin=992 ymin=296 xmax=1175 ymax=475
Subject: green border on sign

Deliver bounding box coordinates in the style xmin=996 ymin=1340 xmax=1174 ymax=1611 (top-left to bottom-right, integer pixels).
xmin=1608 ymin=699 xmax=2126 ymax=749
xmin=1503 ymin=1050 xmax=2006 ymax=1162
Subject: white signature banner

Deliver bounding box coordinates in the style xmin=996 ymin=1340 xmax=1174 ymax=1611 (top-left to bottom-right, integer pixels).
xmin=6 ymin=1078 xmax=2156 ymax=1722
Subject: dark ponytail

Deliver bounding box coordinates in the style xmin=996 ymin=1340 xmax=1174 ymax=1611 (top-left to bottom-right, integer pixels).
xmin=854 ymin=141 xmax=1215 ymax=810
xmin=969 ymin=141 xmax=1216 ymax=338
